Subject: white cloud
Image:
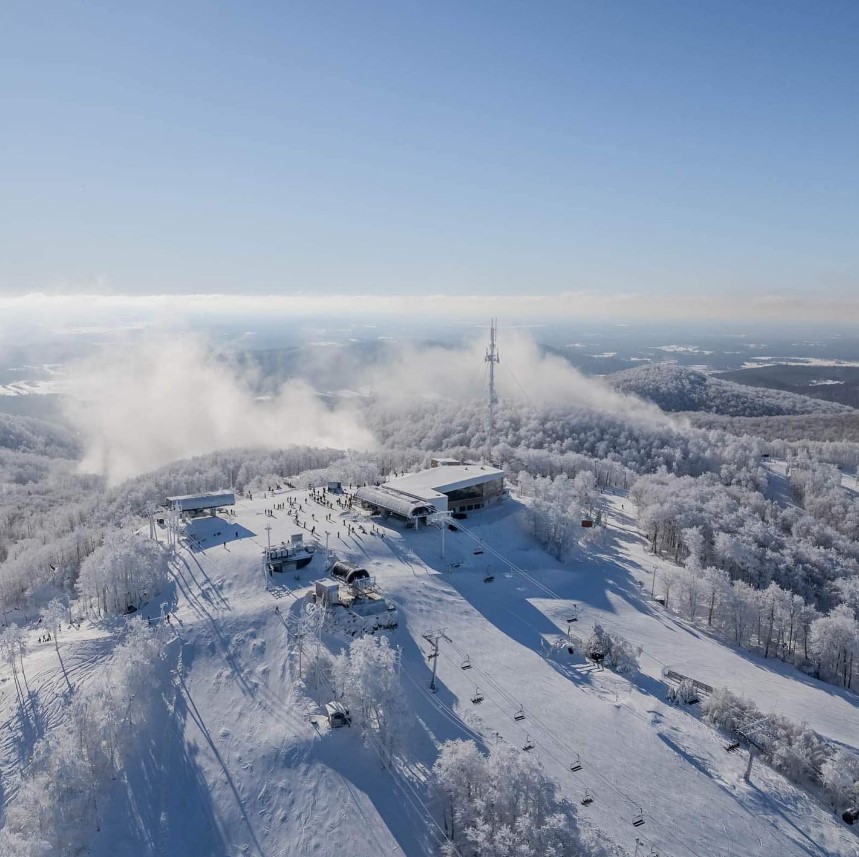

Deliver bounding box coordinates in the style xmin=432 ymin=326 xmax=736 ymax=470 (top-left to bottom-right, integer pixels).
xmin=63 ymin=336 xmax=373 ymax=484
xmin=3 ymin=288 xmax=859 ymax=331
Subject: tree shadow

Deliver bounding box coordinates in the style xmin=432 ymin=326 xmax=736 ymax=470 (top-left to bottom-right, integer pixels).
xmin=89 ymin=647 xmax=228 ymax=857
xmin=185 ymin=516 xmax=256 ymax=553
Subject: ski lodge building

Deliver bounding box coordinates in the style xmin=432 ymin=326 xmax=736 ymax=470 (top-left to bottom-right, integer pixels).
xmin=354 ymin=463 xmax=505 ymax=523
xmin=165 ymin=491 xmax=235 ymax=516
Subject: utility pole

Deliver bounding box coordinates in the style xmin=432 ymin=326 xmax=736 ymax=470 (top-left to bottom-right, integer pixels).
xmin=485 ymin=317 xmax=499 ymax=463
xmin=423 ymin=629 xmax=450 ymax=692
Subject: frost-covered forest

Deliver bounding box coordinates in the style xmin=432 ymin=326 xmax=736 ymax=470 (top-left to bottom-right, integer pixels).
xmin=609 ymin=364 xmax=851 ymax=417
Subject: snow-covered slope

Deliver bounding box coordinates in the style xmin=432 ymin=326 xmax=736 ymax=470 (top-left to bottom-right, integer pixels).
xmin=3 ymin=487 xmax=858 ymax=856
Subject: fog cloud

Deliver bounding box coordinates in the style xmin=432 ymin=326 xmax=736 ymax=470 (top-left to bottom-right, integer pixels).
xmin=64 ymin=337 xmax=373 ymax=484
xmin=360 ymin=329 xmax=668 ymax=422
xmin=63 ymin=328 xmax=670 ymax=484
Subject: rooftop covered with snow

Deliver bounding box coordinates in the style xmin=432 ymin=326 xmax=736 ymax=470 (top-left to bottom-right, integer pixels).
xmin=382 ymin=464 xmax=504 ymax=503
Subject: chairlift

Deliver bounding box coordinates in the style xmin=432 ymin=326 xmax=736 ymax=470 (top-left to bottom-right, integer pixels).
xmin=427 ymin=651 xmax=437 ymax=661
xmin=483 ymin=573 xmax=495 ymax=583
xmin=461 ymin=655 xmax=472 ymax=670
xmin=632 ymin=808 xmax=646 ymax=828
xmin=513 ymin=705 xmax=526 ymax=722
xmin=581 ymin=789 xmax=594 ymax=806
xmin=570 ymin=755 xmax=583 ymax=772
xmin=725 ymin=741 xmax=740 ymax=753
xmin=473 ymin=548 xmax=484 ymax=555
xmin=471 ymin=687 xmax=484 ymax=704
xmin=522 ymin=735 xmax=535 ymax=752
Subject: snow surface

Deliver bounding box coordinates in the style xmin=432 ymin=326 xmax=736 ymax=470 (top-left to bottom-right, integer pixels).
xmin=3 ymin=486 xmax=858 ymax=856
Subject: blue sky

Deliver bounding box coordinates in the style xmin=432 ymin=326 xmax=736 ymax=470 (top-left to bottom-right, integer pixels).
xmin=2 ymin=1 xmax=858 ymax=319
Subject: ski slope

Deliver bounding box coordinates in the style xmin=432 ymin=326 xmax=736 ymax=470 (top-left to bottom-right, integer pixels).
xmin=2 ymin=485 xmax=857 ymax=856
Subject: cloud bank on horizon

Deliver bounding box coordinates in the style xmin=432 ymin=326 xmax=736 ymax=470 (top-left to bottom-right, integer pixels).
xmin=3 ymin=290 xmax=859 ymax=337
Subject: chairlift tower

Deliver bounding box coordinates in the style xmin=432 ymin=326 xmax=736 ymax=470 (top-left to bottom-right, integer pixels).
xmin=147 ymin=503 xmax=156 ymax=541
xmin=485 ymin=317 xmax=499 ymax=463
xmin=423 ymin=629 xmax=450 ymax=692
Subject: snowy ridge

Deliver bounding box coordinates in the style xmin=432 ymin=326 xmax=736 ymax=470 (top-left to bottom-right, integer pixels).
xmin=608 ymin=364 xmax=852 ymax=417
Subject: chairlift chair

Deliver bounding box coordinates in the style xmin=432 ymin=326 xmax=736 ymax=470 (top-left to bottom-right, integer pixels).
xmin=725 ymin=741 xmax=740 ymax=753
xmin=522 ymin=735 xmax=535 ymax=752
xmin=483 ymin=573 xmax=495 ymax=583
xmin=513 ymin=705 xmax=526 ymax=722
xmin=581 ymin=789 xmax=594 ymax=806
xmin=471 ymin=687 xmax=484 ymax=704
xmin=632 ymin=808 xmax=645 ymax=827
xmin=461 ymin=655 xmax=472 ymax=670
xmin=570 ymin=755 xmax=583 ymax=772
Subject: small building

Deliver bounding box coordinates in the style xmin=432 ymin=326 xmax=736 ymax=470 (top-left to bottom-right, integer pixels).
xmin=369 ymin=464 xmax=505 ymax=517
xmin=166 ymin=491 xmax=235 ymax=515
xmin=353 ymin=486 xmax=438 ymax=523
xmin=431 ymin=457 xmax=462 ymax=468
xmin=315 ymin=579 xmax=340 ymax=606
xmin=325 ymin=701 xmax=351 ymax=728
xmin=330 ymin=561 xmax=372 ymax=588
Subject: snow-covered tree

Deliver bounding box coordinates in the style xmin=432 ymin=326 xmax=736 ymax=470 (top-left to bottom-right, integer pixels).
xmin=0 ymin=623 xmax=28 ymax=709
xmin=331 ymin=634 xmax=408 ymax=764
xmin=810 ymin=605 xmax=858 ymax=688
xmin=821 ymin=748 xmax=859 ymax=810
xmin=666 ymin=678 xmax=699 ymax=705
xmin=431 ymin=739 xmax=597 ymax=857
xmin=584 ymin=623 xmax=640 ymax=674
xmin=77 ymin=531 xmax=169 ymax=616
xmin=0 ymin=619 xmax=165 ymax=855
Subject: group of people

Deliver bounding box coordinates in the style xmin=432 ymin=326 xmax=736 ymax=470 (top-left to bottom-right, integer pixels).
xmin=248 ymin=484 xmax=389 ymax=549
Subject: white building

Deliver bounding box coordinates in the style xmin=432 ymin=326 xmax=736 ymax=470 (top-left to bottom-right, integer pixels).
xmin=354 ymin=463 xmax=505 ymax=520
xmin=166 ymin=491 xmax=235 ymax=515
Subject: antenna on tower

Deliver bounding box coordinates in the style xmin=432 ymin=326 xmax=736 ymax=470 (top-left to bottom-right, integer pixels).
xmin=485 ymin=317 xmax=499 ymax=462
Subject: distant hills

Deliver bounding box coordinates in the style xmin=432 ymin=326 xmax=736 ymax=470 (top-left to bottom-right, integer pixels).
xmin=607 ymin=363 xmax=852 ymax=417
xmin=718 ymin=364 xmax=859 ymax=410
